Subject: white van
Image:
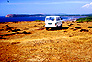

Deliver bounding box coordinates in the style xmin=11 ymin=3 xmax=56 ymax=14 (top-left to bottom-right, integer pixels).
xmin=45 ymin=16 xmax=62 ymax=30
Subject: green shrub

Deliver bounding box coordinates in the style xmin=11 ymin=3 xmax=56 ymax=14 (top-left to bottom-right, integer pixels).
xmin=35 ymin=20 xmax=41 ymax=22
xmin=76 ymin=16 xmax=92 ymax=22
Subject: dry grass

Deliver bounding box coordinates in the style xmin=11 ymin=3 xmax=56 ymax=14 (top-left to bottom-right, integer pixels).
xmin=0 ymin=21 xmax=92 ymax=62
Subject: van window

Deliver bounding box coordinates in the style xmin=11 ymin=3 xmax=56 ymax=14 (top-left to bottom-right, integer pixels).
xmin=46 ymin=17 xmax=54 ymax=21
xmin=56 ymin=17 xmax=60 ymax=21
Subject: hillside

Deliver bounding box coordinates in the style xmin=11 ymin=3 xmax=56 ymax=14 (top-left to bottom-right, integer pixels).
xmin=5 ymin=13 xmax=92 ymax=17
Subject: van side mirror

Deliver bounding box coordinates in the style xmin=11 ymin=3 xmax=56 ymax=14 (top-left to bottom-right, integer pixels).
xmin=61 ymin=18 xmax=62 ymax=20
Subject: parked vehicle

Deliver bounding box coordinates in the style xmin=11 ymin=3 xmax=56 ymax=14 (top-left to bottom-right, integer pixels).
xmin=45 ymin=16 xmax=62 ymax=30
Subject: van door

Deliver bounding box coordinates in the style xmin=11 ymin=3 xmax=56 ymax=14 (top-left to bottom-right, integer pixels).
xmin=56 ymin=17 xmax=62 ymax=27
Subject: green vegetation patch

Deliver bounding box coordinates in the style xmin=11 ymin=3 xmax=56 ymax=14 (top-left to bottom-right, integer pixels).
xmin=76 ymin=16 xmax=92 ymax=22
xmin=35 ymin=20 xmax=41 ymax=22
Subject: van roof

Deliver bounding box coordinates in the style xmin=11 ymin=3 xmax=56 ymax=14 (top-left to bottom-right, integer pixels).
xmin=46 ymin=16 xmax=60 ymax=18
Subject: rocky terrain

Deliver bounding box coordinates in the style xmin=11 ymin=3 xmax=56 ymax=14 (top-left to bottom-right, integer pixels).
xmin=0 ymin=21 xmax=92 ymax=62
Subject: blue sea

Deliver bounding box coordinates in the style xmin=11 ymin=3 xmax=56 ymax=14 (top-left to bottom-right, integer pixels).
xmin=0 ymin=16 xmax=87 ymax=22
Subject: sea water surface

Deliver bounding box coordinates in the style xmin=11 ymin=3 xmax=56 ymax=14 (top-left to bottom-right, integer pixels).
xmin=0 ymin=16 xmax=87 ymax=22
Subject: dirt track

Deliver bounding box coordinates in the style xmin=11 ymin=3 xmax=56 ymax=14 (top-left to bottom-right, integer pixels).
xmin=0 ymin=21 xmax=92 ymax=62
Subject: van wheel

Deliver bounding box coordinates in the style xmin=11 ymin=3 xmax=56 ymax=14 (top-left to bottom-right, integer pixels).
xmin=59 ymin=24 xmax=62 ymax=29
xmin=60 ymin=24 xmax=62 ymax=27
xmin=56 ymin=26 xmax=59 ymax=29
xmin=46 ymin=27 xmax=49 ymax=30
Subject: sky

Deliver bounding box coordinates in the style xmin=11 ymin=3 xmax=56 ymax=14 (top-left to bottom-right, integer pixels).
xmin=0 ymin=0 xmax=92 ymax=16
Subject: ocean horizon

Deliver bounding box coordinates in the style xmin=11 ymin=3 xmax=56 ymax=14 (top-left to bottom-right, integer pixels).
xmin=0 ymin=16 xmax=86 ymax=22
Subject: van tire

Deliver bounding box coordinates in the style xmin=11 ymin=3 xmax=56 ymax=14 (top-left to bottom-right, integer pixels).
xmin=46 ymin=27 xmax=49 ymax=30
xmin=60 ymin=24 xmax=62 ymax=27
xmin=59 ymin=24 xmax=62 ymax=29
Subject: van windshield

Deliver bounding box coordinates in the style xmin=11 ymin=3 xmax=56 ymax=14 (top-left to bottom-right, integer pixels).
xmin=46 ymin=17 xmax=54 ymax=21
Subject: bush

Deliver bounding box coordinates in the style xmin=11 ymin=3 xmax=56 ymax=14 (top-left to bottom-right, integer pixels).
xmin=76 ymin=16 xmax=92 ymax=22
xmin=35 ymin=20 xmax=41 ymax=22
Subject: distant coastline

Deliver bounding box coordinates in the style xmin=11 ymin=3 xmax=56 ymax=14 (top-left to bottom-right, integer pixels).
xmin=5 ymin=13 xmax=92 ymax=17
xmin=5 ymin=14 xmax=45 ymax=17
